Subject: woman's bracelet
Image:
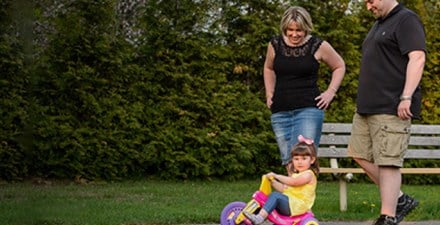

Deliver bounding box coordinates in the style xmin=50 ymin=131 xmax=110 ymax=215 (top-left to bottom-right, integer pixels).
xmin=329 ymin=86 xmax=338 ymax=93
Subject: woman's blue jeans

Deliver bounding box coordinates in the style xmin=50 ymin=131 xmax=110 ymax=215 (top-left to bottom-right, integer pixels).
xmin=271 ymin=107 xmax=324 ymax=165
xmin=262 ymin=191 xmax=291 ymax=216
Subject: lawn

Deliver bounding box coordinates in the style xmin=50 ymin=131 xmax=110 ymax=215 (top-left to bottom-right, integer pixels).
xmin=0 ymin=179 xmax=438 ymax=225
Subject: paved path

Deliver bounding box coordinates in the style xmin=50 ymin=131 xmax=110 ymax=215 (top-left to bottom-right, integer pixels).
xmin=200 ymin=221 xmax=440 ymax=225
xmin=318 ymin=221 xmax=439 ymax=225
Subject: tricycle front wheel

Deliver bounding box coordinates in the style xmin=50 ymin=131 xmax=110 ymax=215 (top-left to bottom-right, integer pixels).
xmin=220 ymin=201 xmax=247 ymax=225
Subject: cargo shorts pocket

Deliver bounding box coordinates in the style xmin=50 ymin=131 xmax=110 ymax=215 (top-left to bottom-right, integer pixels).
xmin=379 ymin=123 xmax=411 ymax=158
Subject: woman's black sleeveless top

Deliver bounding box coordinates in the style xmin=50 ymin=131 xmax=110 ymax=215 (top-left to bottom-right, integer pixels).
xmin=270 ymin=35 xmax=323 ymax=114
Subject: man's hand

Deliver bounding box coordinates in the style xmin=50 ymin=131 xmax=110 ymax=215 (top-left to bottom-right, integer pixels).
xmin=397 ymin=100 xmax=413 ymax=120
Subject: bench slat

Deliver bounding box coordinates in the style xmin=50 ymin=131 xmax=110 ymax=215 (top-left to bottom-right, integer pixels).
xmin=320 ymin=135 xmax=440 ymax=146
xmin=409 ymin=136 xmax=440 ymax=146
xmin=411 ymin=125 xmax=440 ymax=134
xmin=318 ymin=148 xmax=440 ymax=159
xmin=319 ymin=135 xmax=351 ymax=145
xmin=320 ymin=167 xmax=440 ymax=174
xmin=322 ymin=123 xmax=352 ymax=133
xmin=405 ymin=150 xmax=440 ymax=158
xmin=322 ymin=123 xmax=440 ymax=135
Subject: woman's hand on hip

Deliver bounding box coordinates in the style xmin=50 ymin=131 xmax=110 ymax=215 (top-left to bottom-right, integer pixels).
xmin=315 ymin=90 xmax=335 ymax=110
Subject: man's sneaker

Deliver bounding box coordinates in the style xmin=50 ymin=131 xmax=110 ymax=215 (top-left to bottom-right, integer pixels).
xmin=396 ymin=193 xmax=419 ymax=223
xmin=373 ymin=215 xmax=397 ymax=225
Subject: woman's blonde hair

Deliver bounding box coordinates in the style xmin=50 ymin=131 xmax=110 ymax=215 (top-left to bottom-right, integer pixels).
xmin=280 ymin=6 xmax=314 ymax=36
xmin=289 ymin=142 xmax=320 ymax=176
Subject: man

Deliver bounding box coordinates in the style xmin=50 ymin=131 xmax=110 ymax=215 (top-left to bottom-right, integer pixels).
xmin=348 ymin=1 xmax=426 ymax=225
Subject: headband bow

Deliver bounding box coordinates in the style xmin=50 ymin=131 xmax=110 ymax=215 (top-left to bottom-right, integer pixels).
xmin=298 ymin=135 xmax=314 ymax=145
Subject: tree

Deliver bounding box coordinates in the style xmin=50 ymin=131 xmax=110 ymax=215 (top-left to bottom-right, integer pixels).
xmin=0 ymin=0 xmax=438 ymax=181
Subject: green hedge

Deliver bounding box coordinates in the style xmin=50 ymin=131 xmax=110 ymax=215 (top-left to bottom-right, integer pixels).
xmin=1 ymin=0 xmax=439 ymax=184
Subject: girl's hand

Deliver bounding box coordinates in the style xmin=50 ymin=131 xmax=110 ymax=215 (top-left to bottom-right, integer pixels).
xmin=266 ymin=172 xmax=276 ymax=180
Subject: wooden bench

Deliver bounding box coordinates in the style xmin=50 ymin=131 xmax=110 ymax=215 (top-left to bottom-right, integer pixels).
xmin=318 ymin=122 xmax=440 ymax=211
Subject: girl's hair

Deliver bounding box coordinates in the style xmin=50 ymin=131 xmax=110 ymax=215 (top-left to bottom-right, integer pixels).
xmin=280 ymin=6 xmax=314 ymax=36
xmin=289 ymin=142 xmax=320 ymax=176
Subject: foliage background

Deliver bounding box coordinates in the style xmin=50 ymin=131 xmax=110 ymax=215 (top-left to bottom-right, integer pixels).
xmin=0 ymin=0 xmax=439 ymax=183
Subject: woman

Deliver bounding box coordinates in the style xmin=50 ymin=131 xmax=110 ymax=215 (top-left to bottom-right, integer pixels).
xmin=264 ymin=6 xmax=345 ymax=174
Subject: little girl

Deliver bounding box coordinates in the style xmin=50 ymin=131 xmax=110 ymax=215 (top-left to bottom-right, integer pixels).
xmin=244 ymin=135 xmax=319 ymax=224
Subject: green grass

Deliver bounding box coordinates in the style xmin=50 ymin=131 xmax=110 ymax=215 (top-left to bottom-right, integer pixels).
xmin=0 ymin=179 xmax=438 ymax=225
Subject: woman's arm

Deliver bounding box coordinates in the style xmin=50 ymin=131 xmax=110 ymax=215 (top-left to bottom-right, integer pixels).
xmin=263 ymin=43 xmax=276 ymax=109
xmin=314 ymin=41 xmax=346 ymax=110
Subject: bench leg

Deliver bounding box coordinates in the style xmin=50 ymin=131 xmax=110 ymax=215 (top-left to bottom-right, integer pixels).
xmin=339 ymin=178 xmax=347 ymax=212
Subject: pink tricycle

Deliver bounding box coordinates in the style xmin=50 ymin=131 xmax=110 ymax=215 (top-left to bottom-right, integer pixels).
xmin=220 ymin=176 xmax=319 ymax=225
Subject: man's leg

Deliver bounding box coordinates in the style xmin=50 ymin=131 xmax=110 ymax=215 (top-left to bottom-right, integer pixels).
xmin=351 ymin=114 xmax=418 ymax=224
xmin=352 ymin=156 xmax=399 ymax=224
xmin=352 ymin=156 xmax=379 ymax=185
xmin=354 ymin=155 xmax=417 ymax=223
xmin=353 ymin=158 xmax=398 ymax=216
xmin=378 ymin=166 xmax=401 ymax=217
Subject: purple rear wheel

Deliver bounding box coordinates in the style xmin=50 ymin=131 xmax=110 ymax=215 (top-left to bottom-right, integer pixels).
xmin=220 ymin=201 xmax=247 ymax=225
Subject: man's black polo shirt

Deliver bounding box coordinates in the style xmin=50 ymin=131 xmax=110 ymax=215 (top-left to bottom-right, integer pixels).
xmin=356 ymin=4 xmax=426 ymax=119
